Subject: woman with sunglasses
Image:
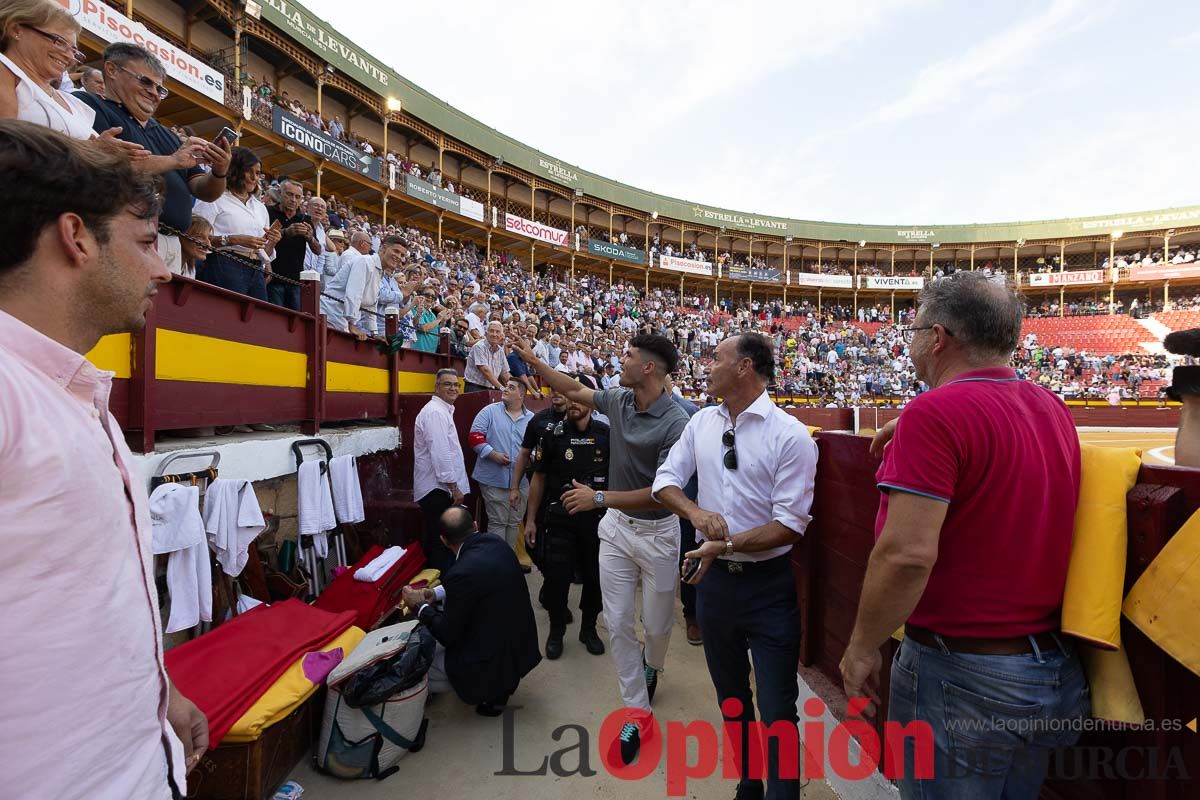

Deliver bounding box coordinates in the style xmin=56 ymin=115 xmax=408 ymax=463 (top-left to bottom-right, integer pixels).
xmin=0 ymin=0 xmax=98 ymax=139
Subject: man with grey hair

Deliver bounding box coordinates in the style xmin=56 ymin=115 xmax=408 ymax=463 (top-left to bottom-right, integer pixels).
xmin=464 ymin=321 xmax=509 ymax=393
xmin=320 ymin=231 xmax=376 ymax=338
xmin=266 ymin=179 xmax=320 ymax=310
xmin=841 ymin=272 xmax=1087 ymax=798
xmin=75 ymin=43 xmax=230 ymax=275
xmin=78 ymin=67 xmax=105 ymax=99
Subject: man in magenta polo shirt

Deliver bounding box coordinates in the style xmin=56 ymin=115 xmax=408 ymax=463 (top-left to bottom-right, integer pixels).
xmin=840 ymin=272 xmax=1089 ymax=799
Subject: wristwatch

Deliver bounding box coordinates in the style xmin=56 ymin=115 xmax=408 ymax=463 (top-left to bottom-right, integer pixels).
xmin=593 ymin=491 xmax=605 ymax=508
xmin=219 ymin=235 xmax=229 ymax=248
xmin=725 ymin=539 xmax=735 ymax=557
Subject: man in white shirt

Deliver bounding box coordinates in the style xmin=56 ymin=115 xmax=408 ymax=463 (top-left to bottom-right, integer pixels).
xmin=466 ymin=302 xmax=488 ymax=338
xmin=413 ymin=368 xmax=471 ymax=571
xmin=653 ymin=332 xmax=817 ymax=800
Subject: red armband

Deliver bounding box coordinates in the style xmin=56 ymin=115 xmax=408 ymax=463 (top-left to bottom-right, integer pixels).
xmin=467 ymin=431 xmax=487 ymax=448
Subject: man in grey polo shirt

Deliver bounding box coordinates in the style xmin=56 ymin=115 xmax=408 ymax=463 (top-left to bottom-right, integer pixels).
xmin=511 ymin=333 xmax=689 ymax=765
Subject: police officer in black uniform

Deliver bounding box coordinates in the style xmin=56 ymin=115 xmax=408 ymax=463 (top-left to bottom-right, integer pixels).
xmin=524 ymin=376 xmax=609 ymax=659
xmin=512 ymin=388 xmax=569 ymax=595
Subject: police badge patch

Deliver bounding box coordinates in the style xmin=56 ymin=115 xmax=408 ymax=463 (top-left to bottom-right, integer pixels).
xmin=565 ymin=448 xmax=574 ymax=461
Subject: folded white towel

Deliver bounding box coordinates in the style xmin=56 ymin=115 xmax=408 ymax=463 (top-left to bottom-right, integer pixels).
xmin=330 ymin=455 xmax=365 ymax=524
xmin=150 ymin=483 xmax=212 ymax=633
xmin=203 ymin=478 xmax=266 ymax=577
xmin=298 ymin=460 xmax=335 ymax=558
xmin=354 ymin=545 xmax=406 ymax=583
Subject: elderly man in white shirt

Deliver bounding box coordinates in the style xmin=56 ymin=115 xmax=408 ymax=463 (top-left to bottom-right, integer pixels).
xmin=653 ymin=332 xmax=817 ymax=800
xmin=413 ymin=368 xmax=470 ymax=572
xmin=319 ymin=231 xmax=373 ymax=337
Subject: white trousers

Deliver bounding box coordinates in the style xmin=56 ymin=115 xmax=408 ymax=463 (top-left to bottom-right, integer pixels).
xmin=598 ymin=508 xmax=680 ymax=712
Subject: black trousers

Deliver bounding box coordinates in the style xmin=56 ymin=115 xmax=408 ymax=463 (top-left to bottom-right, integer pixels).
xmin=696 ymin=557 xmax=801 ymax=800
xmin=678 ymin=516 xmax=697 ymax=619
xmin=418 ymin=489 xmax=457 ymax=573
xmin=540 ymin=517 xmax=602 ymax=632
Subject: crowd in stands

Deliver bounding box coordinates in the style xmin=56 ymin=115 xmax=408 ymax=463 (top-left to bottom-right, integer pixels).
xmin=5 ymin=2 xmax=1194 ymax=415
xmin=1104 ymin=246 xmax=1200 ymax=271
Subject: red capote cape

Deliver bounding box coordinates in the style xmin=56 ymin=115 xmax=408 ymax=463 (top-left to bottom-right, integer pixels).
xmin=313 ymin=542 xmax=426 ymax=630
xmin=165 ymin=599 xmax=355 ymax=746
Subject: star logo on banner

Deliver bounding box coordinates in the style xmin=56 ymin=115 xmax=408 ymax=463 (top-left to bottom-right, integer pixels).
xmin=692 ymin=206 xmax=705 ymax=218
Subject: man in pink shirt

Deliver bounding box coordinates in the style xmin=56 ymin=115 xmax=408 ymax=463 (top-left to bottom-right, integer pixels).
xmin=840 ymin=273 xmax=1088 ymax=799
xmin=0 ymin=121 xmax=206 ymax=798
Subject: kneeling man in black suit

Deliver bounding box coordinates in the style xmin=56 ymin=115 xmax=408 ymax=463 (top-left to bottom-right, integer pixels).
xmin=405 ymin=506 xmax=542 ymax=716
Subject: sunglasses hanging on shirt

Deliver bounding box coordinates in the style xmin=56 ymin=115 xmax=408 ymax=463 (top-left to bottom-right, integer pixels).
xmin=722 ymin=428 xmax=737 ymax=470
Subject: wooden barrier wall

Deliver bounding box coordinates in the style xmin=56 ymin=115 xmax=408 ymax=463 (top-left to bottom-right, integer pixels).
xmin=83 ymin=276 xmax=462 ymax=451
xmin=797 ymin=433 xmax=1200 ymax=798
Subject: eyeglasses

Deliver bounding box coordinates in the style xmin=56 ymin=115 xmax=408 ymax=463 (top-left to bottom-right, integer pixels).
xmin=115 ymin=64 xmax=169 ymax=100
xmin=722 ymin=428 xmax=737 ymax=470
xmin=25 ymin=26 xmax=84 ymax=63
xmin=898 ymin=324 xmax=952 ymax=341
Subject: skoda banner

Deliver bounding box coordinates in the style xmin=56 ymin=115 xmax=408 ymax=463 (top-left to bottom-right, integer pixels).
xmin=505 ymin=214 xmax=568 ymax=247
xmin=1025 ymin=270 xmax=1106 ymax=286
xmin=587 ymin=239 xmax=645 ymax=265
xmin=728 ymin=264 xmax=782 ymax=283
xmin=861 ymin=275 xmax=926 ymax=291
xmin=792 ymin=273 xmax=854 ymax=289
xmin=659 ymin=255 xmax=713 ymax=276
xmin=273 ymin=108 xmax=382 ymax=181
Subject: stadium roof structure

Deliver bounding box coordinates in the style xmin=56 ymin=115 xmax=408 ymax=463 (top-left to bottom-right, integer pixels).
xmin=249 ymin=0 xmax=1199 ymax=245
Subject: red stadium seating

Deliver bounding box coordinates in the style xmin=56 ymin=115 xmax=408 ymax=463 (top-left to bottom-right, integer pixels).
xmin=1020 ymin=315 xmax=1153 ymax=355
xmin=1152 ymin=310 xmax=1200 ymax=332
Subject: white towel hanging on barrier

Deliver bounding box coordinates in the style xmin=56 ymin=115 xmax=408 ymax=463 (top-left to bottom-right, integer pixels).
xmin=150 ymin=483 xmax=212 ymax=633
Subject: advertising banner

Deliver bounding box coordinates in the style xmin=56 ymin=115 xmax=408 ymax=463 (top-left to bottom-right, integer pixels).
xmin=459 ymin=196 xmax=485 ymax=222
xmin=728 ymin=264 xmax=782 ymax=282
xmin=862 ymin=276 xmax=926 ymax=290
xmin=660 ymin=254 xmax=713 ymax=276
xmin=1125 ymin=264 xmax=1200 ymax=282
xmin=273 ymin=108 xmax=382 ymax=181
xmin=505 ymin=213 xmax=568 ymax=247
xmin=791 ymin=273 xmax=854 ymax=289
xmin=1026 ymin=270 xmax=1106 ymax=286
xmin=588 ymin=239 xmax=645 ymax=265
xmin=256 ymin=0 xmax=394 ymax=97
xmin=404 ymin=175 xmax=459 ymax=213
xmin=67 ymin=0 xmax=225 ymax=102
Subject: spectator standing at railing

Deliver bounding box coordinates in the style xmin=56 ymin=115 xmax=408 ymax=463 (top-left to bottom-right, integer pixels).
xmin=267 ymin=179 xmax=319 ymax=310
xmin=0 ymin=1 xmax=101 ymax=139
xmin=320 ymin=230 xmax=373 ymax=338
xmin=465 ymin=321 xmax=510 ymax=392
xmin=77 ymin=43 xmax=231 ymax=274
xmin=194 ymin=147 xmax=279 ymax=300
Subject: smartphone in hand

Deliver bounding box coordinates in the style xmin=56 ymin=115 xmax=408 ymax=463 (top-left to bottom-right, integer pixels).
xmin=682 ymin=557 xmax=702 ymax=583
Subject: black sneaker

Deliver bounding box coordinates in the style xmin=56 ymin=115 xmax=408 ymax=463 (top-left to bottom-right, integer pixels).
xmin=618 ymin=721 xmax=640 ymax=765
xmin=643 ymin=653 xmax=659 ymax=703
xmin=546 ymin=631 xmax=564 ymax=660
xmin=579 ymin=627 xmax=605 ymax=655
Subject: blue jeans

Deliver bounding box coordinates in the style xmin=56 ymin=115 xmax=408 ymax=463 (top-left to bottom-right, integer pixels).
xmin=696 ymin=557 xmax=800 ymax=800
xmin=888 ymin=634 xmax=1090 ymax=799
xmin=198 ymin=252 xmax=266 ymax=301
xmin=267 ymin=280 xmax=301 ymax=310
